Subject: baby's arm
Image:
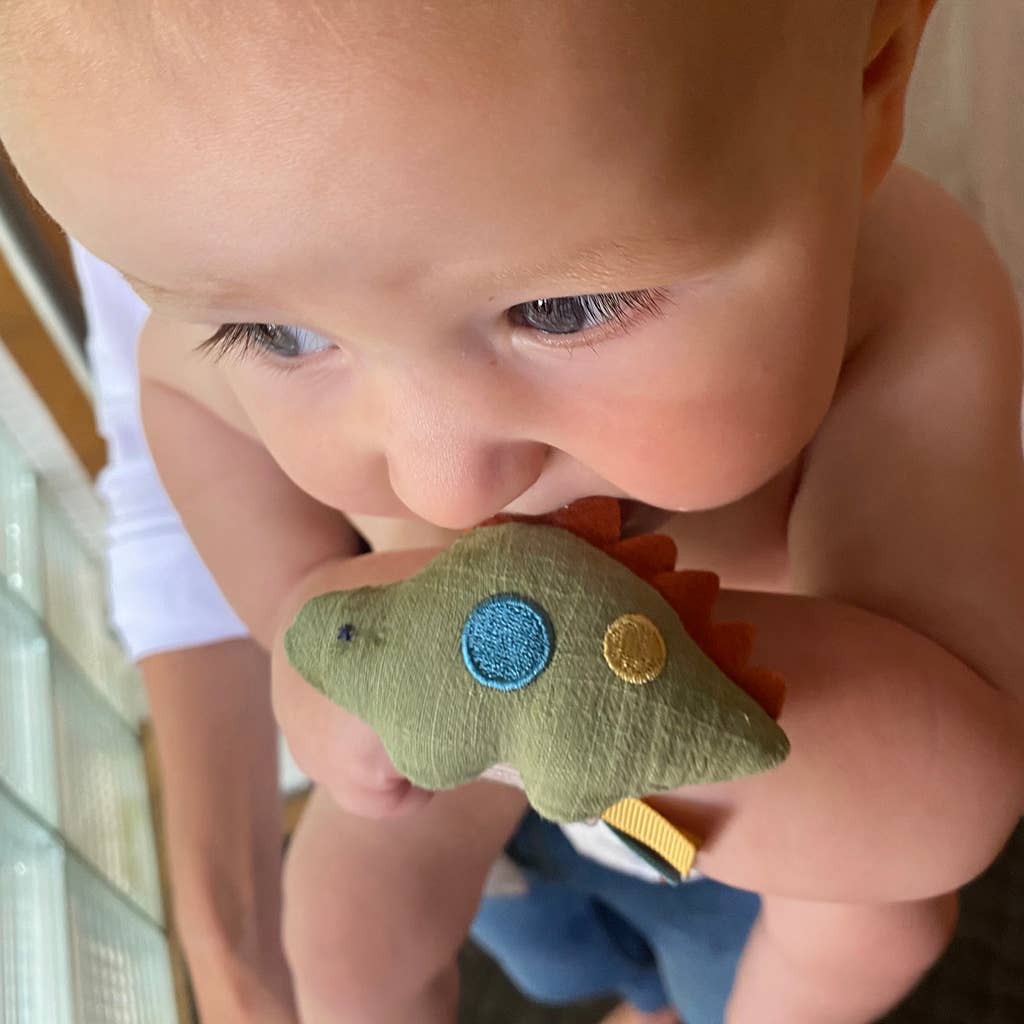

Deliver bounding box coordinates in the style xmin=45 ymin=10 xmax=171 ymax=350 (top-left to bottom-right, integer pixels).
xmin=727 ymin=894 xmax=959 ymax=1024
xmin=659 ymin=171 xmax=1024 ymax=1021
xmin=650 ymin=573 xmax=1019 ymax=1021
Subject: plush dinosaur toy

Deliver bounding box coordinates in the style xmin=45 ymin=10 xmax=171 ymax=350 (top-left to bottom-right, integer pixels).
xmin=285 ymin=497 xmax=789 ymax=881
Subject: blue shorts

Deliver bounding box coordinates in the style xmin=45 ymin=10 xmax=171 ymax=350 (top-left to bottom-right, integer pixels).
xmin=471 ymin=812 xmax=760 ymax=1024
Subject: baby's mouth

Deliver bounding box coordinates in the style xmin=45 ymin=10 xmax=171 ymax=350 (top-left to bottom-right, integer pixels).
xmin=496 ymin=493 xmax=672 ymax=540
xmin=618 ymin=499 xmax=674 ymax=538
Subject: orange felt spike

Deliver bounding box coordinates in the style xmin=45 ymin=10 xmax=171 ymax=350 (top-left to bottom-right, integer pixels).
xmin=602 ymin=534 xmax=678 ymax=579
xmin=651 ymin=570 xmax=720 ymax=639
xmin=733 ymin=666 xmax=787 ymax=721
xmin=550 ymin=496 xmax=623 ymax=546
xmin=705 ymin=621 xmax=755 ymax=677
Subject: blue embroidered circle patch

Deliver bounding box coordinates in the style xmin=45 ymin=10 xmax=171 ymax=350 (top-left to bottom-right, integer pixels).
xmin=461 ymin=594 xmax=554 ymax=691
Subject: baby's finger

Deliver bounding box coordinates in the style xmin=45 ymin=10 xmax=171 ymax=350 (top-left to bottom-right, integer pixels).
xmin=331 ymin=713 xmax=435 ymax=816
xmin=324 ymin=774 xmax=435 ymax=819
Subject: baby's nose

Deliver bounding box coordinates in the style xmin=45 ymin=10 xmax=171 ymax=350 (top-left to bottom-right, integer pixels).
xmin=387 ymin=438 xmax=550 ymax=530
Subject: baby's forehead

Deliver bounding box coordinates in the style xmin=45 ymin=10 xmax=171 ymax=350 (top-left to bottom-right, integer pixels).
xmin=3 ymin=0 xmax=865 ymax=182
xmin=0 ymin=0 xmax=868 ymax=308
xmin=4 ymin=0 xmax=864 ymax=98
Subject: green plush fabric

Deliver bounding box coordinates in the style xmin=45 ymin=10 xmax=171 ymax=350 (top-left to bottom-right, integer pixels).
xmin=284 ymin=523 xmax=789 ymax=823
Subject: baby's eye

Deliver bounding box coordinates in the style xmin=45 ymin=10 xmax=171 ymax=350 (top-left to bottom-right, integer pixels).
xmin=508 ymin=289 xmax=664 ymax=337
xmin=199 ymin=323 xmax=334 ymax=362
xmin=199 ymin=286 xmax=668 ymax=365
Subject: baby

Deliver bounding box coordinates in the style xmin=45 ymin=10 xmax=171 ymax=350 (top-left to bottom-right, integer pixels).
xmin=3 ymin=1 xmax=1024 ymax=1022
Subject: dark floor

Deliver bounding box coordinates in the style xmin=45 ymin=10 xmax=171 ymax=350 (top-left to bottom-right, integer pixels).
xmin=459 ymin=822 xmax=1024 ymax=1024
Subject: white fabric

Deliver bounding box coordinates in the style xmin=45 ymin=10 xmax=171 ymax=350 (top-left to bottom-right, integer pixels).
xmin=70 ymin=239 xmax=249 ymax=661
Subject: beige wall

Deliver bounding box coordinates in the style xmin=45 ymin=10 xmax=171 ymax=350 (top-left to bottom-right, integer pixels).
xmin=902 ymin=0 xmax=1024 ymax=294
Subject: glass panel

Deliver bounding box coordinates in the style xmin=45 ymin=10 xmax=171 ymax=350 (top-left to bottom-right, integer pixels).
xmin=52 ymin=657 xmax=162 ymax=923
xmin=0 ymin=588 xmax=58 ymax=825
xmin=65 ymin=858 xmax=176 ymax=1024
xmin=92 ymin=638 xmax=146 ymax=731
xmin=40 ymin=499 xmax=108 ymax=690
xmin=0 ymin=788 xmax=73 ymax=1024
xmin=39 ymin=495 xmax=143 ymax=731
xmin=0 ymin=426 xmax=42 ymax=615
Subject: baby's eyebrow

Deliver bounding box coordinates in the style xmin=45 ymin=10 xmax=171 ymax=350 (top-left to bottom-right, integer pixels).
xmin=119 ymin=231 xmax=715 ymax=314
xmin=119 ymin=272 xmax=246 ymax=312
xmin=486 ymin=234 xmax=718 ymax=292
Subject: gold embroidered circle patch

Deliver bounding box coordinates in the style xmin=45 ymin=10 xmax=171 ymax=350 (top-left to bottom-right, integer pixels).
xmin=602 ymin=614 xmax=667 ymax=684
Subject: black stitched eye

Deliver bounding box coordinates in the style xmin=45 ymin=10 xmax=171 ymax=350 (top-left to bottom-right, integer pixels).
xmin=336 ymin=623 xmax=355 ymax=642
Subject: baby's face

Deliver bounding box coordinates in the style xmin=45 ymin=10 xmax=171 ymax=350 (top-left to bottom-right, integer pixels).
xmin=2 ymin=1 xmax=872 ymax=527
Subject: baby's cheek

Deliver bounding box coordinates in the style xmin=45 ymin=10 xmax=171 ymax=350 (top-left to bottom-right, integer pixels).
xmin=226 ymin=365 xmax=382 ymax=510
xmin=272 ymin=426 xmax=388 ymax=514
xmin=589 ymin=405 xmax=798 ymax=511
xmin=526 ymin=274 xmax=842 ymax=508
xmin=541 ymin=352 xmax=827 ymax=512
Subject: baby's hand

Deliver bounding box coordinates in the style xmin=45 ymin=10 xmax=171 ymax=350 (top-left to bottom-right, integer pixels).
xmin=271 ymin=549 xmax=443 ymax=818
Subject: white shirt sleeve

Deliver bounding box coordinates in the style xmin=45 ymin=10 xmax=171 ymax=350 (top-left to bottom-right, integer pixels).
xmin=70 ymin=239 xmax=249 ymax=661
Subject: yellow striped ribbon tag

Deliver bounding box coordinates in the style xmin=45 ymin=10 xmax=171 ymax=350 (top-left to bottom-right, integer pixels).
xmin=600 ymin=797 xmax=701 ymax=879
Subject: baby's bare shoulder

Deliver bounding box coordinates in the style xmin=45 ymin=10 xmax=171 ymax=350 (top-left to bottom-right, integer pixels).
xmin=791 ymin=164 xmax=1024 ymax=699
xmin=847 ymin=163 xmax=1022 ymax=375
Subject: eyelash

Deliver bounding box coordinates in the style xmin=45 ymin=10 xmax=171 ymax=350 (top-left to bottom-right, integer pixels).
xmin=196 ymin=287 xmax=670 ymax=365
xmin=196 ymin=322 xmax=288 ymax=362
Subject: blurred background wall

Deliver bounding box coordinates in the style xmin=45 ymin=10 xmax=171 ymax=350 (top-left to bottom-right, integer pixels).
xmin=902 ymin=0 xmax=1024 ymax=296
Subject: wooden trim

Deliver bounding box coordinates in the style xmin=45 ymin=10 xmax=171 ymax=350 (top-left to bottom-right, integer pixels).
xmin=0 ymin=143 xmax=103 ymax=477
xmin=0 ymin=142 xmax=82 ymax=313
xmin=0 ymin=251 xmax=106 ymax=477
xmin=284 ymin=788 xmax=312 ymax=839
